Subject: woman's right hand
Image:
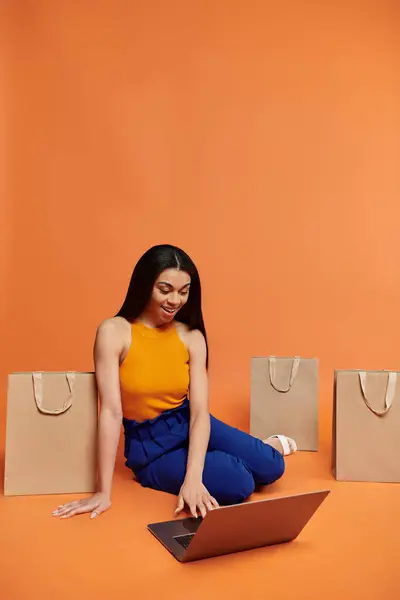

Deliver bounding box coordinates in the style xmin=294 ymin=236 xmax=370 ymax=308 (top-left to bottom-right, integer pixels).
xmin=52 ymin=492 xmax=111 ymax=519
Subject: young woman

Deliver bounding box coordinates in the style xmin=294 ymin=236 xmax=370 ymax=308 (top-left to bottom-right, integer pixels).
xmin=53 ymin=244 xmax=296 ymax=520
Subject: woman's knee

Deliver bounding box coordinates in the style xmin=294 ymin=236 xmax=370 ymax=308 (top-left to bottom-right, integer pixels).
xmin=204 ymin=452 xmax=256 ymax=505
xmin=215 ymin=470 xmax=255 ymax=505
xmin=259 ymin=451 xmax=285 ymax=485
xmin=225 ymin=468 xmax=255 ymax=504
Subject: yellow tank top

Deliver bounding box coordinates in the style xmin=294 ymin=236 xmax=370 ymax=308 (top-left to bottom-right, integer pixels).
xmin=119 ymin=320 xmax=189 ymax=422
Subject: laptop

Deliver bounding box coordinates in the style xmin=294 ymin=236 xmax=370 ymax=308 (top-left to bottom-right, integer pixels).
xmin=148 ymin=489 xmax=330 ymax=562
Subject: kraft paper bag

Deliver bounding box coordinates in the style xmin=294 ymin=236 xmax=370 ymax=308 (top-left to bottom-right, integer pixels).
xmin=4 ymin=371 xmax=98 ymax=496
xmin=332 ymin=369 xmax=400 ymax=482
xmin=250 ymin=356 xmax=319 ymax=451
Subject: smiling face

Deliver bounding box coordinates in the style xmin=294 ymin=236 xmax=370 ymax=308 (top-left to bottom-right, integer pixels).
xmin=146 ymin=268 xmax=191 ymax=325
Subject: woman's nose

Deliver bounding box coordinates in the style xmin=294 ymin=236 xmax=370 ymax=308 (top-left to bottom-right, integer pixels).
xmin=168 ymin=292 xmax=180 ymax=306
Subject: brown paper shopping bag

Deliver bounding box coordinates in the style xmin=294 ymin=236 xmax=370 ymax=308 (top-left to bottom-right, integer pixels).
xmin=4 ymin=371 xmax=98 ymax=496
xmin=250 ymin=356 xmax=319 ymax=451
xmin=332 ymin=369 xmax=400 ymax=482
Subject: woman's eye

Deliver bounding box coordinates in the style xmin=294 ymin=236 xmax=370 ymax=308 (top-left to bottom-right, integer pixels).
xmin=159 ymin=289 xmax=169 ymax=295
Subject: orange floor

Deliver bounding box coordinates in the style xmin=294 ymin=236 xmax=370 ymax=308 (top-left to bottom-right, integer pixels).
xmin=1 ymin=437 xmax=399 ymax=600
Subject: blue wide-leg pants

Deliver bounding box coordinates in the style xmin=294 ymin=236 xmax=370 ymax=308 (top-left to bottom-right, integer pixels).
xmin=123 ymin=400 xmax=285 ymax=505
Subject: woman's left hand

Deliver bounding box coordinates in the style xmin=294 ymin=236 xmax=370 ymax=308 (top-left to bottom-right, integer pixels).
xmin=175 ymin=477 xmax=219 ymax=518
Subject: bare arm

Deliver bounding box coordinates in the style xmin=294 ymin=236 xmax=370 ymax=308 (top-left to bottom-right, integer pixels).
xmin=94 ymin=320 xmax=124 ymax=497
xmin=184 ymin=330 xmax=210 ymax=482
xmin=175 ymin=330 xmax=218 ymax=518
xmin=53 ymin=319 xmax=124 ymax=519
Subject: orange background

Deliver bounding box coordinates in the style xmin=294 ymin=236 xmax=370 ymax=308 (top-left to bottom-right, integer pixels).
xmin=1 ymin=1 xmax=400 ymax=599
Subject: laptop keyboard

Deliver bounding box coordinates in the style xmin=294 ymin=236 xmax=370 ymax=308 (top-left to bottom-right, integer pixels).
xmin=174 ymin=533 xmax=195 ymax=550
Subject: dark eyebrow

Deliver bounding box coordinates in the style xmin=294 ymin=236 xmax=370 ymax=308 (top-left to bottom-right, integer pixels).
xmin=158 ymin=281 xmax=190 ymax=289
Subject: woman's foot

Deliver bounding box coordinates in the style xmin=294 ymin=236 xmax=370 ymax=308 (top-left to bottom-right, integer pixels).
xmin=264 ymin=435 xmax=297 ymax=456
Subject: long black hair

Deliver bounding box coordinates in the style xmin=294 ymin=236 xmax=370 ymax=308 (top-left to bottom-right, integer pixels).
xmin=115 ymin=244 xmax=208 ymax=366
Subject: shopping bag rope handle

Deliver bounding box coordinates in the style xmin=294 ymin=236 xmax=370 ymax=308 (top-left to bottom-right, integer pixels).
xmin=268 ymin=357 xmax=300 ymax=393
xmin=32 ymin=372 xmax=75 ymax=415
xmin=358 ymin=371 xmax=397 ymax=417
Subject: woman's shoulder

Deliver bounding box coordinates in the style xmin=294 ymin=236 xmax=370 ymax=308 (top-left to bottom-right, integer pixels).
xmin=97 ymin=316 xmax=131 ymax=335
xmin=174 ymin=322 xmax=206 ymax=352
xmin=95 ymin=317 xmax=132 ymax=353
